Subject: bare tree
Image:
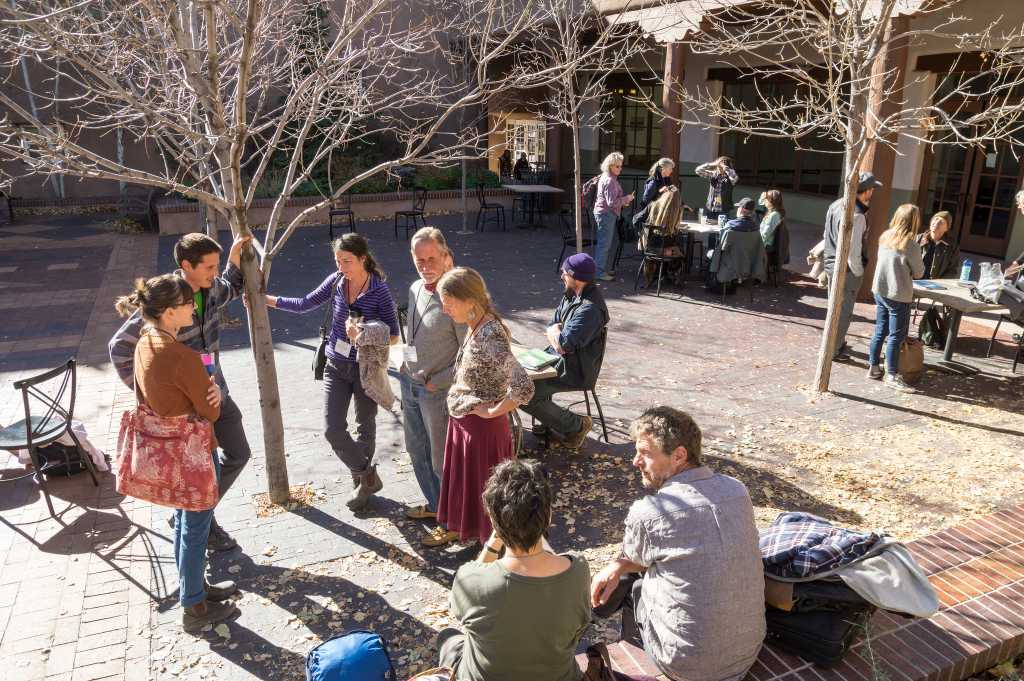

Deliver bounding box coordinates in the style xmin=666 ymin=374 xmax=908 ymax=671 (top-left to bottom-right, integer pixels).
xmin=621 ymin=0 xmax=1024 ymax=392
xmin=0 ymin=0 xmax=566 ymax=502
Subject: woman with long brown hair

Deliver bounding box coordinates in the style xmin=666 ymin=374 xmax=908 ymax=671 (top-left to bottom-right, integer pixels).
xmin=868 ymin=204 xmax=925 ymax=392
xmin=116 ymin=274 xmax=238 ymax=631
xmin=265 ymin=233 xmax=399 ymax=511
xmin=422 ymin=267 xmax=534 ymax=547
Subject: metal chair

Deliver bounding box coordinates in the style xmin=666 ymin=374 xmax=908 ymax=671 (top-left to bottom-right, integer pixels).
xmin=633 ymin=225 xmax=685 ymax=297
xmin=328 ymin=193 xmax=356 ymax=240
xmin=542 ymin=328 xmax=611 ymax=447
xmin=397 ymin=301 xmax=408 ymax=344
xmin=394 ymin=187 xmax=427 ymax=240
xmin=555 ymin=207 xmax=594 ymax=272
xmin=765 ymin=219 xmax=790 ymax=287
xmin=474 ymin=183 xmax=506 ymax=232
xmin=985 ymin=316 xmax=1023 ymax=373
xmin=0 ymin=359 xmax=100 ymax=515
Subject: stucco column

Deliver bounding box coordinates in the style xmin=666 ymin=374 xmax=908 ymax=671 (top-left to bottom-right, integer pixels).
xmin=661 ymin=42 xmax=685 ymax=163
xmin=858 ymin=16 xmax=909 ymax=301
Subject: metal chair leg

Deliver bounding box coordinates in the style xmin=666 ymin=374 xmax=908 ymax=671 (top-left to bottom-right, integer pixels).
xmin=634 ymin=257 xmax=646 ymax=293
xmin=584 ymin=391 xmax=592 ymax=416
xmin=656 ymin=260 xmax=664 ymax=297
xmin=557 ymin=243 xmax=568 ymax=273
xmin=66 ymin=428 xmax=99 ymax=487
xmin=589 ymin=390 xmax=609 ymax=442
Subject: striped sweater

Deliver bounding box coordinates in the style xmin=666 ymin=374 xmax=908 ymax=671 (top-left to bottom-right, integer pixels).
xmin=274 ymin=271 xmax=399 ymax=364
xmin=108 ymin=265 xmax=244 ymax=395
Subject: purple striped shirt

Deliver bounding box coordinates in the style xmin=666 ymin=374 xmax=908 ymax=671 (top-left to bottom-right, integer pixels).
xmin=275 ymin=271 xmax=399 ymax=363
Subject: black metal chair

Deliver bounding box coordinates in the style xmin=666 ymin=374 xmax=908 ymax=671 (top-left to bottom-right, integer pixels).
xmin=537 ymin=328 xmax=611 ymax=448
xmin=633 ymin=225 xmax=685 ymax=297
xmin=765 ymin=219 xmax=790 ymax=287
xmin=474 ymin=183 xmax=506 ymax=232
xmin=397 ymin=301 xmax=408 ymax=344
xmin=0 ymin=359 xmax=99 ymax=515
xmin=328 ymin=192 xmax=356 ymax=240
xmin=555 ymin=207 xmax=594 ymax=272
xmin=394 ymin=187 xmax=427 ymax=240
xmin=985 ymin=316 xmax=1023 ymax=373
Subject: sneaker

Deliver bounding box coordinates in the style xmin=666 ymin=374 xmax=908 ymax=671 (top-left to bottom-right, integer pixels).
xmin=866 ymin=365 xmax=884 ymax=380
xmin=182 ymin=599 xmax=237 ymax=633
xmin=562 ymin=415 xmax=593 ymax=451
xmin=404 ymin=504 xmax=437 ymax=520
xmin=204 ymin=579 xmax=238 ymax=601
xmin=421 ymin=526 xmax=460 ymax=548
xmin=597 ymin=273 xmax=615 ymax=282
xmin=206 ymin=523 xmax=239 ymax=553
xmin=833 ymin=343 xmax=852 ymax=361
xmin=884 ymin=374 xmax=916 ymax=393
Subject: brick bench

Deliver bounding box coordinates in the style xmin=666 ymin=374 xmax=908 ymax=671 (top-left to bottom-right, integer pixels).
xmin=582 ymin=504 xmax=1024 ymax=681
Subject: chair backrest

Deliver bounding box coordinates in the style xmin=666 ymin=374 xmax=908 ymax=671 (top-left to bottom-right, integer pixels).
xmin=12 ymin=359 xmax=76 ymax=448
xmin=558 ymin=209 xmax=576 ymax=240
xmin=639 ymin=225 xmax=674 ymax=257
xmin=475 ymin=182 xmax=487 ymax=207
xmin=333 ymin=192 xmax=352 ymax=210
xmin=412 ymin=187 xmax=427 ymax=211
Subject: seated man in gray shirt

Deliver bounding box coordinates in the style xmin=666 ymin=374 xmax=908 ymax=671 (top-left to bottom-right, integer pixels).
xmin=592 ymin=406 xmax=765 ymax=681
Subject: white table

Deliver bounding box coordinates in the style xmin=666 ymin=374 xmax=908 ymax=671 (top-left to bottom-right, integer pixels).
xmin=912 ymin=279 xmax=1010 ymax=364
xmin=502 ymin=184 xmax=565 ymax=229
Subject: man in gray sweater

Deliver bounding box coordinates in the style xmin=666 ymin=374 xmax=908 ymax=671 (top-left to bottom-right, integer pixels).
xmin=822 ymin=172 xmax=882 ymax=360
xmin=401 ymin=228 xmax=467 ymax=547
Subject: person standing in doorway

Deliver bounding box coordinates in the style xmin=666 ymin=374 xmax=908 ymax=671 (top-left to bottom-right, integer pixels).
xmin=265 ymin=234 xmax=400 ymax=512
xmin=109 ymin=232 xmax=252 ymax=553
xmin=822 ymin=171 xmax=883 ymax=361
xmin=593 ymin=152 xmax=634 ymax=281
xmin=401 ymin=228 xmax=468 ymax=539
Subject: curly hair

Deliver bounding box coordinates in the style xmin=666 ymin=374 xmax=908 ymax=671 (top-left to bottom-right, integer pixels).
xmin=482 ymin=459 xmax=554 ymax=552
xmin=629 ymin=406 xmax=702 ymax=465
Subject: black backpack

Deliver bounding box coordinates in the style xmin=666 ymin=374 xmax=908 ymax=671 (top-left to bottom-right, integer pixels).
xmin=36 ymin=442 xmax=87 ymax=478
xmin=581 ymin=176 xmax=601 ymax=211
xmin=918 ymin=306 xmax=946 ymax=349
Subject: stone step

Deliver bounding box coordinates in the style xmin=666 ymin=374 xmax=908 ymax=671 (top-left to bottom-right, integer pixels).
xmin=582 ymin=504 xmax=1024 ymax=681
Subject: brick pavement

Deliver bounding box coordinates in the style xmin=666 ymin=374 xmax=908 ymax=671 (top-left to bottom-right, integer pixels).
xmin=0 ymin=213 xmax=1022 ymax=681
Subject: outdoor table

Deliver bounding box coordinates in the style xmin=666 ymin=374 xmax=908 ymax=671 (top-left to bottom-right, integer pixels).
xmin=501 ymin=184 xmax=565 ymax=229
xmin=389 ymin=343 xmax=558 ymax=381
xmin=678 ymin=218 xmax=721 ymax=275
xmin=911 ymin=279 xmax=1010 ymax=367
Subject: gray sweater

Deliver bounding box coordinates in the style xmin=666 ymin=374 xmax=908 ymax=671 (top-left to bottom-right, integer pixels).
xmin=872 ymin=239 xmax=925 ymax=303
xmin=403 ymin=279 xmax=467 ymax=390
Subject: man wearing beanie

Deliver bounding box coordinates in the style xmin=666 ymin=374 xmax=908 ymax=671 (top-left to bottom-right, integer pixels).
xmin=520 ymin=253 xmax=610 ymax=450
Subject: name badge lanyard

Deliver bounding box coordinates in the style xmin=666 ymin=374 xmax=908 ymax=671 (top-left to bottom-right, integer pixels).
xmin=407 ymin=286 xmax=433 ymax=347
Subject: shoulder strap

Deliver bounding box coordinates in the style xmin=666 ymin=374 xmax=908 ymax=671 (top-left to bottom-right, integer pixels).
xmin=319 ymin=277 xmax=339 ymax=339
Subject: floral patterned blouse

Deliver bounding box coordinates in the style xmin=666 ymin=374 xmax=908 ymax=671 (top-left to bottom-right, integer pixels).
xmin=447 ymin=318 xmax=534 ymax=418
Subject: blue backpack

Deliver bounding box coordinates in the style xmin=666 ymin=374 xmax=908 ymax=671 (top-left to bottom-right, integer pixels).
xmin=306 ymin=630 xmax=396 ymax=681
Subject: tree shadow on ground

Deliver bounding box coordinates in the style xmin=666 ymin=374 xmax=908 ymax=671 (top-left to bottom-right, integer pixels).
xmin=832 ymin=389 xmax=1024 ymax=439
xmin=166 ymin=552 xmax=444 ymax=681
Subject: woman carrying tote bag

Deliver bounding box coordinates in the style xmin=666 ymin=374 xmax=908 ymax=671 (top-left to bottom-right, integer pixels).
xmin=867 ymin=204 xmax=925 ymax=393
xmin=115 ymin=274 xmax=238 ymax=631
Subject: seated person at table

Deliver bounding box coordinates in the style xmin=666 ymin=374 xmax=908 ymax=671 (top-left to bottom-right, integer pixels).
xmin=725 ymin=197 xmax=760 ymax=233
xmin=437 ymin=459 xmax=591 ymax=681
xmin=758 ymin=190 xmax=785 ymax=248
xmin=520 ymin=253 xmax=609 ymax=450
xmin=917 ymin=211 xmax=959 ymax=279
xmin=592 ymin=406 xmax=765 ymax=681
xmin=639 ymin=189 xmax=687 ymax=287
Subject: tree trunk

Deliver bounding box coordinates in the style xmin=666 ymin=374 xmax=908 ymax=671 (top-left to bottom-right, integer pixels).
xmin=231 ymin=211 xmax=291 ymax=503
xmin=813 ymin=108 xmax=869 ymax=393
xmin=572 ymin=107 xmax=584 ymax=253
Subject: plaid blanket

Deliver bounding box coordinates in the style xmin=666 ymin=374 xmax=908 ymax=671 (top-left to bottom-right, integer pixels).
xmin=760 ymin=512 xmax=881 ymax=579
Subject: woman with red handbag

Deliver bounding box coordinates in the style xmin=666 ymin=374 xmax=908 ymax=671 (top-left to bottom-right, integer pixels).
xmin=116 ymin=274 xmax=238 ymax=631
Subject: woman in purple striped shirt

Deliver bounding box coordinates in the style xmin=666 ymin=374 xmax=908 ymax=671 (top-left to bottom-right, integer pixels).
xmin=265 ymin=234 xmax=400 ymax=511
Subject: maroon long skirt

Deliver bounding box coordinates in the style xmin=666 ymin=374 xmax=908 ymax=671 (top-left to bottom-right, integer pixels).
xmin=437 ymin=413 xmax=515 ymax=544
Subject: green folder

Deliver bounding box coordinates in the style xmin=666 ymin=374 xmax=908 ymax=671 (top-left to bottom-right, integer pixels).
xmin=514 ymin=347 xmax=559 ymax=370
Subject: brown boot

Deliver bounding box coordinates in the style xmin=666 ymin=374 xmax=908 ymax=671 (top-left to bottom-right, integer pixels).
xmin=346 ymin=465 xmax=383 ymax=511
xmin=182 ymin=599 xmax=237 ymax=632
xmin=563 ymin=415 xmax=593 ymax=451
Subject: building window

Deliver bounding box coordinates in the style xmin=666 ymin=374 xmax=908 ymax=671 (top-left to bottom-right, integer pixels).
xmin=719 ymin=81 xmax=844 ymax=196
xmin=506 ymin=120 xmax=546 ymax=166
xmin=599 ymin=84 xmax=662 ymax=170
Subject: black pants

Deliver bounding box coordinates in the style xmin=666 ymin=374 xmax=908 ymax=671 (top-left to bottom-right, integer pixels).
xmin=214 ymin=395 xmax=251 ymax=499
xmin=592 ymin=573 xmax=644 ymax=647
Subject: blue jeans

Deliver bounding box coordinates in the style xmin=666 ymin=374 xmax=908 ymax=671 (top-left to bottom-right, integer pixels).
xmin=174 ymin=450 xmax=221 ymax=608
xmin=868 ymin=294 xmax=910 ymax=376
xmin=399 ymin=374 xmax=449 ymax=513
xmin=593 ymin=211 xmax=619 ymax=276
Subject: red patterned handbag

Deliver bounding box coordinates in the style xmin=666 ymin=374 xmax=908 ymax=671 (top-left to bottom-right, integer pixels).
xmin=115 ymin=403 xmax=218 ymax=511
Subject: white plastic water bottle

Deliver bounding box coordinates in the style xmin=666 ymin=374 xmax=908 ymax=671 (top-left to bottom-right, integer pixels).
xmin=960 ymin=259 xmax=972 ymax=282
xmin=698 ymin=208 xmax=705 ymax=224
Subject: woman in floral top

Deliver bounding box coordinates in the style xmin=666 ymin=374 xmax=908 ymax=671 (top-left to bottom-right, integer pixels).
xmin=423 ymin=267 xmax=534 ymax=547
